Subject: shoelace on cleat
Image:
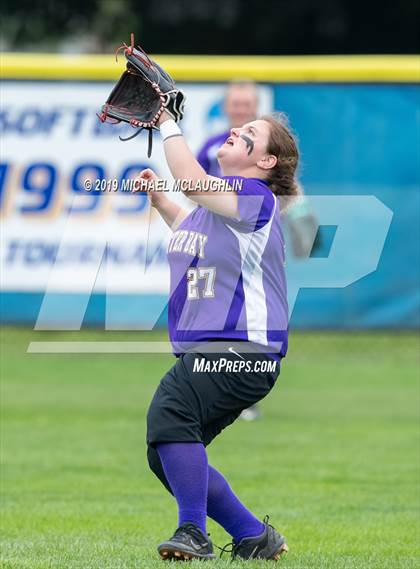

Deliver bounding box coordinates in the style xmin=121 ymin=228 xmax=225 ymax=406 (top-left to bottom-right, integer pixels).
xmin=263 ymin=514 xmax=272 ymax=527
xmin=216 ymin=515 xmax=273 ymax=559
xmin=172 ymin=523 xmax=209 ymax=546
xmin=216 ymin=540 xmax=235 ymax=559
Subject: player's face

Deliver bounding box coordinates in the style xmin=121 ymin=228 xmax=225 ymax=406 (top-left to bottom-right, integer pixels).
xmin=217 ymin=119 xmax=273 ymax=171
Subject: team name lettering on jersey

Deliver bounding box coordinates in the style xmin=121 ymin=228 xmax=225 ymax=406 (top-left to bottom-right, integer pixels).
xmin=168 ymin=230 xmax=208 ymax=259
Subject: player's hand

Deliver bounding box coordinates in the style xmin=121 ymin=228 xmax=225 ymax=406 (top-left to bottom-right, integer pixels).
xmin=133 ymin=168 xmax=165 ymax=208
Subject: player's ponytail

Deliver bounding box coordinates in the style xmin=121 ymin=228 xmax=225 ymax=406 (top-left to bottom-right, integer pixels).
xmin=261 ymin=113 xmax=300 ymax=208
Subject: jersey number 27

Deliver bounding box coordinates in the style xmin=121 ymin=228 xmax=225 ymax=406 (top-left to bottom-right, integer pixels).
xmin=187 ymin=267 xmax=216 ymax=300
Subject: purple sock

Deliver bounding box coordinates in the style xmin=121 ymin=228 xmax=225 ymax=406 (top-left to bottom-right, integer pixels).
xmin=207 ymin=464 xmax=264 ymax=542
xmin=156 ymin=442 xmax=208 ymax=534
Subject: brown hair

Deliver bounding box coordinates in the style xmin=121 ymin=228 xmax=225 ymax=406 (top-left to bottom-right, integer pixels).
xmin=261 ymin=113 xmax=300 ymax=204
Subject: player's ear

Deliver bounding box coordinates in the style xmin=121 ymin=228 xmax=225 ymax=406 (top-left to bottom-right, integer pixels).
xmin=257 ymin=154 xmax=277 ymax=171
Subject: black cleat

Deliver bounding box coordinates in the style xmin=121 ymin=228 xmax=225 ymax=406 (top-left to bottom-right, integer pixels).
xmin=158 ymin=522 xmax=216 ymax=561
xmin=228 ymin=516 xmax=288 ymax=560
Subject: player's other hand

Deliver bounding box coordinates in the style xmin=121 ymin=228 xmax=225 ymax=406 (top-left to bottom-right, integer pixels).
xmin=134 ymin=168 xmax=164 ymax=208
xmin=135 ymin=168 xmax=158 ymax=188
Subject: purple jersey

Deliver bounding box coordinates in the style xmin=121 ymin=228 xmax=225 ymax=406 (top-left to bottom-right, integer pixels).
xmin=197 ymin=131 xmax=229 ymax=177
xmin=167 ymin=176 xmax=289 ymax=359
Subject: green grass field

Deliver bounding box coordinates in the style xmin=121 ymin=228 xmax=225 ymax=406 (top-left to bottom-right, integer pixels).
xmin=1 ymin=328 xmax=419 ymax=569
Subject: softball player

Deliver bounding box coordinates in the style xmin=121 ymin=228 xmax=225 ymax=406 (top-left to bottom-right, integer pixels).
xmin=141 ymin=109 xmax=299 ymax=561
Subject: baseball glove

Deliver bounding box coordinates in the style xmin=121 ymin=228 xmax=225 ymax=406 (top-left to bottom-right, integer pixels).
xmin=97 ymin=33 xmax=185 ymax=157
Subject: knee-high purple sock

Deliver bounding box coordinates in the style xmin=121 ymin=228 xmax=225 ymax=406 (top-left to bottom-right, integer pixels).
xmin=207 ymin=464 xmax=264 ymax=542
xmin=156 ymin=442 xmax=208 ymax=534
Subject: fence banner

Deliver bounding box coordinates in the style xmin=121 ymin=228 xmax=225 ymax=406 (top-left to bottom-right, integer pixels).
xmin=1 ymin=80 xmax=418 ymax=328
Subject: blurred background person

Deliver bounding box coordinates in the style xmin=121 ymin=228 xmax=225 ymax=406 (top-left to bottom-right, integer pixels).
xmin=197 ymin=81 xmax=259 ymax=176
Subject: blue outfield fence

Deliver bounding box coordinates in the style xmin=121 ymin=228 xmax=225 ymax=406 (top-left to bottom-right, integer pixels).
xmin=1 ymin=82 xmax=419 ymax=329
xmin=273 ymin=83 xmax=420 ymax=329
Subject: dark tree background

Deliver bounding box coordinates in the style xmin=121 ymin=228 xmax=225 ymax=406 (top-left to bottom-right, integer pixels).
xmin=1 ymin=0 xmax=419 ymax=54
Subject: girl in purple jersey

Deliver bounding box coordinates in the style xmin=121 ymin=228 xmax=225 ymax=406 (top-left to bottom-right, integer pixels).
xmin=141 ymin=109 xmax=299 ymax=561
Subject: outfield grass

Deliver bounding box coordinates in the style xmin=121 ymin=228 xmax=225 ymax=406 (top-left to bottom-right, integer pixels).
xmin=1 ymin=328 xmax=419 ymax=569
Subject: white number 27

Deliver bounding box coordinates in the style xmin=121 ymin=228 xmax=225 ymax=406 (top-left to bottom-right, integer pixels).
xmin=187 ymin=267 xmax=216 ymax=300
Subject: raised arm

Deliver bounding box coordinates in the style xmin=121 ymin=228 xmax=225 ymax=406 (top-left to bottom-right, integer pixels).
xmin=158 ymin=112 xmax=238 ymax=218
